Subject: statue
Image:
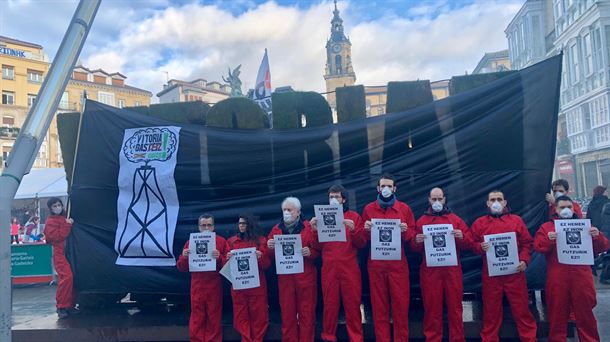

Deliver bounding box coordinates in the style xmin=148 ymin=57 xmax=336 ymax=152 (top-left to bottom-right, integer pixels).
xmin=222 ymin=65 xmax=243 ymax=97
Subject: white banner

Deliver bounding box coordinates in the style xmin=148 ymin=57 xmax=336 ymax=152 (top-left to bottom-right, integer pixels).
xmin=253 ymin=49 xmax=272 ymax=115
xmin=555 ymin=219 xmax=594 ymax=265
xmin=423 ymin=224 xmax=458 ymax=267
xmin=371 ymin=219 xmax=401 ymax=260
xmin=484 ymin=232 xmax=520 ymax=277
xmin=230 ymin=247 xmax=260 ymax=290
xmin=314 ymin=205 xmax=346 ymax=242
xmin=115 ymin=126 xmax=181 ymax=266
xmin=188 ymin=232 xmax=216 ymax=272
xmin=274 ymin=234 xmax=304 ymax=274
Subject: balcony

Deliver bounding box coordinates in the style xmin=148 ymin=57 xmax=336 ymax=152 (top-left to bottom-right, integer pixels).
xmin=0 ymin=126 xmax=20 ymax=138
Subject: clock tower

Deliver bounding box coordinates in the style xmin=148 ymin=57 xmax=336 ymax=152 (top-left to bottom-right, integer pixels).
xmin=324 ymin=0 xmax=356 ymax=111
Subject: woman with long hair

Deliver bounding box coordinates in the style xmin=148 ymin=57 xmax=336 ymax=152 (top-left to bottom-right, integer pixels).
xmin=226 ymin=213 xmax=270 ymax=342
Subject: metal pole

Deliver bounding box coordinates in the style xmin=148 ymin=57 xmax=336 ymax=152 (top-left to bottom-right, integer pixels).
xmin=0 ymin=1 xmax=100 ymax=340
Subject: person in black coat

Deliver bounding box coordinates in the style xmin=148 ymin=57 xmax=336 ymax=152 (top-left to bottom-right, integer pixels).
xmin=599 ymin=188 xmax=610 ymax=284
xmin=587 ymin=186 xmax=609 ymax=228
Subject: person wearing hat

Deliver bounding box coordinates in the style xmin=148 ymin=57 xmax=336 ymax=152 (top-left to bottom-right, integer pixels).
xmin=586 ymin=185 xmax=609 ymax=228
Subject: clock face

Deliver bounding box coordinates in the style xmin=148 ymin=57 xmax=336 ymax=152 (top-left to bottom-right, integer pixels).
xmin=332 ymin=44 xmax=342 ymax=53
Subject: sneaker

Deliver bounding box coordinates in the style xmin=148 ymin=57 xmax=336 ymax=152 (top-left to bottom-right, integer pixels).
xmin=57 ymin=308 xmax=69 ymax=319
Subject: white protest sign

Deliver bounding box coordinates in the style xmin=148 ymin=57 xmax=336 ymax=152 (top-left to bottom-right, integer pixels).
xmin=230 ymin=247 xmax=260 ymax=290
xmin=371 ymin=219 xmax=401 ymax=260
xmin=314 ymin=205 xmax=346 ymax=242
xmin=219 ymin=261 xmax=232 ymax=283
xmin=422 ymin=224 xmax=458 ymax=267
xmin=555 ymin=219 xmax=594 ymax=265
xmin=188 ymin=232 xmax=216 ymax=272
xmin=274 ymin=234 xmax=304 ymax=274
xmin=484 ymin=232 xmax=520 ymax=277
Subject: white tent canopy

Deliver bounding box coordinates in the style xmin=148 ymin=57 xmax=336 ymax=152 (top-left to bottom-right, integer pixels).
xmin=14 ymin=168 xmax=68 ymax=200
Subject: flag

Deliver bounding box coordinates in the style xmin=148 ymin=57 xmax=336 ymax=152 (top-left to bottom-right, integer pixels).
xmin=253 ymin=49 xmax=272 ymax=116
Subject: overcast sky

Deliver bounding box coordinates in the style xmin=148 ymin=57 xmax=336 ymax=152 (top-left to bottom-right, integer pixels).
xmin=0 ymin=0 xmax=523 ymax=99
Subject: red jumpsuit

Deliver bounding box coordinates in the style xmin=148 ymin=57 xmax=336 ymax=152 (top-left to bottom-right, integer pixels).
xmin=268 ymin=219 xmax=319 ymax=342
xmin=44 ymin=214 xmax=75 ymax=310
xmin=177 ymin=236 xmax=230 ymax=342
xmin=362 ymin=200 xmax=416 ymax=342
xmin=411 ymin=209 xmax=470 ymax=342
xmin=227 ymin=235 xmax=271 ymax=342
xmin=470 ymin=212 xmax=537 ymax=342
xmin=548 ymin=201 xmax=582 ymax=220
xmin=534 ymin=218 xmax=609 ymax=342
xmin=313 ymin=210 xmax=367 ymax=342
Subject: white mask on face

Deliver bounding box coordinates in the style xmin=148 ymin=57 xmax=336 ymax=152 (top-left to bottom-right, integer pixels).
xmin=431 ymin=201 xmax=443 ymax=212
xmin=51 ymin=206 xmax=63 ymax=215
xmin=283 ymin=210 xmax=294 ymax=223
xmin=559 ymin=207 xmax=573 ymax=219
xmin=490 ymin=201 xmax=504 ymax=214
xmin=554 ymin=191 xmax=565 ymax=199
xmin=329 ymin=198 xmax=340 ymax=206
xmin=381 ymin=187 xmax=393 ymax=199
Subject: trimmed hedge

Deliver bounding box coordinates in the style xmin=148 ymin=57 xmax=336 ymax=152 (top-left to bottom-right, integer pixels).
xmin=336 ymin=85 xmax=366 ymax=122
xmin=386 ymin=81 xmax=434 ymax=113
xmin=56 ymin=112 xmax=81 ymax=186
xmin=206 ymin=97 xmax=269 ymax=129
xmin=272 ymin=92 xmax=332 ymax=129
xmin=126 ymin=101 xmax=210 ymax=125
xmin=449 ymin=71 xmax=515 ymax=96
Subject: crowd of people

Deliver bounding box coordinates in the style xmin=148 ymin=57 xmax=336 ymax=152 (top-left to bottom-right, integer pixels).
xmin=9 ymin=209 xmax=44 ymax=244
xmin=172 ymin=175 xmax=608 ymax=342
xmin=43 ymin=175 xmax=610 ymax=341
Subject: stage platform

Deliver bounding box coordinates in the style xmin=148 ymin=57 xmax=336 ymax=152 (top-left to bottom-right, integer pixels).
xmin=11 ymin=284 xmax=584 ymax=342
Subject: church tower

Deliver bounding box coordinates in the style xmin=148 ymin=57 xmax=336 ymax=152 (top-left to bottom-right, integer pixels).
xmin=324 ymin=0 xmax=356 ymax=112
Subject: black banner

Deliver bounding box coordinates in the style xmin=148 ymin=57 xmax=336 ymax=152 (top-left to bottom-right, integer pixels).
xmin=67 ymin=55 xmax=561 ymax=295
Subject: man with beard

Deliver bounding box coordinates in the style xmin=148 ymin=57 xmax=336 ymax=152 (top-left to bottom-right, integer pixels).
xmin=470 ymin=190 xmax=537 ymax=342
xmin=411 ymin=187 xmax=471 ymax=342
xmin=362 ymin=174 xmax=415 ymax=342
xmin=535 ymin=196 xmax=609 ymax=342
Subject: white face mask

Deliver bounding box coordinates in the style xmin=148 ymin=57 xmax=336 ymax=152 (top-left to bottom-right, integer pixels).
xmin=283 ymin=210 xmax=294 ymax=223
xmin=559 ymin=207 xmax=573 ymax=219
xmin=51 ymin=206 xmax=63 ymax=215
xmin=431 ymin=201 xmax=443 ymax=212
xmin=329 ymin=197 xmax=341 ymax=206
xmin=490 ymin=201 xmax=504 ymax=214
xmin=554 ymin=191 xmax=565 ymax=198
xmin=380 ymin=186 xmax=393 ymax=199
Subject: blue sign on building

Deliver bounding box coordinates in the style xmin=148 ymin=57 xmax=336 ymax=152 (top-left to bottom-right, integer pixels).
xmin=0 ymin=47 xmax=27 ymax=58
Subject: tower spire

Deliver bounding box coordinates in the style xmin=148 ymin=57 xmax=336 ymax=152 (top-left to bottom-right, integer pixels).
xmin=330 ymin=0 xmax=346 ymax=42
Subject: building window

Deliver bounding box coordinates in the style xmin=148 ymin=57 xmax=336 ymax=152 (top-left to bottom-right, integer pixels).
xmin=2 ymin=91 xmax=15 ymax=105
xmin=97 ymin=91 xmax=115 ymax=106
xmin=583 ymin=32 xmax=593 ymax=75
xmin=87 ymin=73 xmax=94 ymax=82
xmin=2 ymin=146 xmax=12 ymax=164
xmin=590 ymin=95 xmax=609 ymax=128
xmin=593 ymin=27 xmax=603 ymax=71
xmin=27 ymin=69 xmax=43 ymax=83
xmin=117 ymin=99 xmax=125 ymax=108
xmin=594 ymin=125 xmax=610 ymax=146
xmin=569 ymin=42 xmax=580 ymax=84
xmin=27 ymin=94 xmax=36 ymax=108
xmin=106 ymin=77 xmax=112 ymax=85
xmin=335 ymin=55 xmax=342 ymax=74
xmin=566 ymin=107 xmax=583 ymax=135
xmin=2 ymin=115 xmax=14 ymax=126
xmin=2 ymin=65 xmax=14 ymax=80
xmin=135 ymin=101 xmax=141 ymax=106
xmin=570 ymin=133 xmax=587 ymax=152
xmin=59 ymin=92 xmax=69 ymax=109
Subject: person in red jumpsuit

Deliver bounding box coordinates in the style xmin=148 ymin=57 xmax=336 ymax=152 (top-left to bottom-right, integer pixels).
xmin=546 ymin=179 xmax=582 ymax=220
xmin=226 ymin=213 xmax=270 ymax=342
xmin=177 ymin=213 xmax=230 ymax=342
xmin=267 ymin=197 xmax=319 ymax=342
xmin=362 ymin=174 xmax=416 ymax=342
xmin=470 ymin=190 xmax=537 ymax=342
xmin=310 ymin=185 xmax=367 ymax=342
xmin=534 ymin=195 xmax=609 ymax=342
xmin=43 ymin=197 xmax=76 ymax=319
xmin=411 ymin=187 xmax=470 ymax=342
